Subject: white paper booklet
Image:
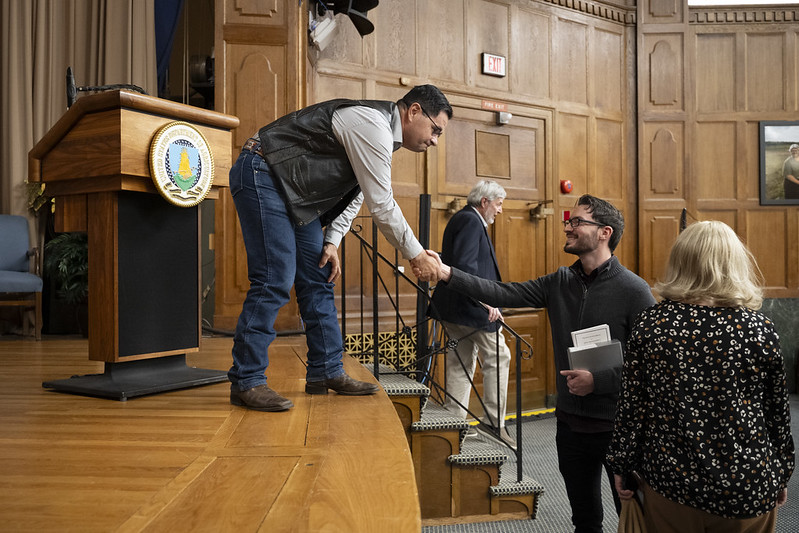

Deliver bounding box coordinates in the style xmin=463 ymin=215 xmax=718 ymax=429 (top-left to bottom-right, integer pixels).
xmin=570 ymin=324 xmax=611 ymax=350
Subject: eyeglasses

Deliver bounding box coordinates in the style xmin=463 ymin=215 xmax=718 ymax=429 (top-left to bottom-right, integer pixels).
xmin=421 ymin=109 xmax=443 ymax=138
xmin=562 ymin=217 xmax=606 ymax=229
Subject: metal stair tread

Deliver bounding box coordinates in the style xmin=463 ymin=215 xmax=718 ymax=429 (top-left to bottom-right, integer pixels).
xmin=411 ymin=401 xmax=470 ymax=432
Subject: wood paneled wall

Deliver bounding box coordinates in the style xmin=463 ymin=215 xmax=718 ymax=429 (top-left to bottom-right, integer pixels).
xmin=637 ymin=0 xmax=799 ymax=296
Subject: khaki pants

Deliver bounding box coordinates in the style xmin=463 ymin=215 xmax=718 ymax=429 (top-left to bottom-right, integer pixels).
xmin=442 ymin=321 xmax=511 ymax=427
xmin=641 ymin=480 xmax=777 ymax=533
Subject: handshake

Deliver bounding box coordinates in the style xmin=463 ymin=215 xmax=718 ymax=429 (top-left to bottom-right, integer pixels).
xmin=409 ymin=250 xmax=452 ymax=283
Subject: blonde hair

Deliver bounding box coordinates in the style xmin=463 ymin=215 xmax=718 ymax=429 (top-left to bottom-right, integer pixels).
xmin=655 ymin=221 xmax=763 ymax=309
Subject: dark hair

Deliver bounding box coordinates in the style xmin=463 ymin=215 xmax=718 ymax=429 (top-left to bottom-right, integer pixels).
xmin=577 ymin=194 xmax=624 ymax=252
xmin=399 ymin=84 xmax=453 ymax=119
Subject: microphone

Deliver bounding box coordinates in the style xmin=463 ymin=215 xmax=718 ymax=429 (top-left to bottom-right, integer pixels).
xmin=679 ymin=208 xmax=687 ymax=233
xmin=66 ymin=67 xmax=77 ymax=108
xmin=65 ymin=66 xmax=147 ymax=107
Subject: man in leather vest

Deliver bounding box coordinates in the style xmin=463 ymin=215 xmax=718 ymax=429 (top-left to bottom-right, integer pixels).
xmin=228 ymin=84 xmax=452 ymax=412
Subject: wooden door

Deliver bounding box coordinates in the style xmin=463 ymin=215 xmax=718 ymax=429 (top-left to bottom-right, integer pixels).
xmin=213 ymin=0 xmax=304 ymax=331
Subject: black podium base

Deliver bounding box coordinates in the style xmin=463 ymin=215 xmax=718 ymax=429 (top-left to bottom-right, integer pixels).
xmin=42 ymin=354 xmax=228 ymax=401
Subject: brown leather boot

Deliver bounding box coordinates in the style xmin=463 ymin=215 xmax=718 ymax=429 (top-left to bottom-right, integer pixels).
xmin=305 ymin=373 xmax=380 ymax=395
xmin=230 ymin=385 xmax=293 ymax=411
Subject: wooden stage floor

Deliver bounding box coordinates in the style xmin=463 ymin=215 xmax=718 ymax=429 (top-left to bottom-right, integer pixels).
xmin=0 ymin=334 xmax=420 ymax=532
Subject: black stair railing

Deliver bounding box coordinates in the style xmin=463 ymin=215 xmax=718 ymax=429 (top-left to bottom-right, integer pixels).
xmin=339 ymin=202 xmax=534 ymax=483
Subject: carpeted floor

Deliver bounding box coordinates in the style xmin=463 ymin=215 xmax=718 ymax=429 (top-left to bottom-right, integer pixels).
xmin=424 ymin=394 xmax=799 ymax=533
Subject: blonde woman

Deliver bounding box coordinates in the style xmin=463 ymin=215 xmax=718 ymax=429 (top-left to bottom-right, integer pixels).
xmin=607 ymin=221 xmax=795 ymax=532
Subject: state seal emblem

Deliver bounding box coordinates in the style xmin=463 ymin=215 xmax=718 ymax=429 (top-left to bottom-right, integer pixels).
xmin=149 ymin=121 xmax=214 ymax=207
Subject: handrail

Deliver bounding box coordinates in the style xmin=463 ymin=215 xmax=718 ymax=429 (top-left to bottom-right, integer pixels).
xmin=341 ymin=211 xmax=533 ymax=482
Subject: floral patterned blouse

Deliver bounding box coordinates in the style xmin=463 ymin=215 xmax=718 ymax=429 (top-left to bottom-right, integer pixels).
xmin=607 ymin=300 xmax=795 ymax=519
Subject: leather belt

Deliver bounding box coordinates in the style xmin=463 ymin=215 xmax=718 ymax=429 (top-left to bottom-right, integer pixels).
xmin=242 ymin=137 xmax=265 ymax=158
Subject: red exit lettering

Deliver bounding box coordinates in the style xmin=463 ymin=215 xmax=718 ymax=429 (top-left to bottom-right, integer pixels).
xmin=482 ymin=53 xmax=506 ymax=77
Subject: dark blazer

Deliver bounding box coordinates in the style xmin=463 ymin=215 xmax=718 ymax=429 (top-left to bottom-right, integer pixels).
xmin=429 ymin=206 xmax=501 ymax=332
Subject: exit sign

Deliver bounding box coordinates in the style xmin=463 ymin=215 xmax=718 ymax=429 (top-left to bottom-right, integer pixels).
xmin=482 ymin=53 xmax=506 ymax=77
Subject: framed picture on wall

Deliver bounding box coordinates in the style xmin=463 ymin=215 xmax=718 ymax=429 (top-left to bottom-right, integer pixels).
xmin=760 ymin=120 xmax=799 ymax=205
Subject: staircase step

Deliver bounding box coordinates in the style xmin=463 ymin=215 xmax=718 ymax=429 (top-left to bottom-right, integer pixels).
xmin=449 ymin=432 xmax=510 ymax=466
xmin=490 ymin=473 xmax=546 ymax=521
xmin=372 ymin=367 xmax=430 ymax=399
xmin=491 ymin=476 xmax=545 ymax=497
xmin=372 ymin=363 xmax=545 ymax=522
xmin=412 ymin=401 xmax=470 ymax=432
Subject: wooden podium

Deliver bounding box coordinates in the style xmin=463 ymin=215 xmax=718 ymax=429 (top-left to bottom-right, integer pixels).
xmin=29 ymin=90 xmax=240 ymax=400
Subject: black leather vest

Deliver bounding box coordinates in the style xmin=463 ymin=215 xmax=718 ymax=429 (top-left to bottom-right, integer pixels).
xmin=257 ymin=99 xmax=396 ymax=227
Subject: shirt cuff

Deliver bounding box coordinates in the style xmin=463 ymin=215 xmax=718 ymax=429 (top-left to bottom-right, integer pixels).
xmin=404 ymin=240 xmax=424 ymax=260
xmin=323 ymin=228 xmax=345 ymax=248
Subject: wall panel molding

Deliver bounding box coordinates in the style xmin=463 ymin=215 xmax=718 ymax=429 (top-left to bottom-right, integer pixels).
xmin=539 ymin=0 xmax=636 ymax=24
xmin=690 ymin=7 xmax=799 ymax=25
xmin=650 ymin=128 xmax=679 ymax=194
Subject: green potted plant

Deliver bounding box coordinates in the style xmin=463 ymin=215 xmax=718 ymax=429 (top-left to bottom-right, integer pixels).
xmin=44 ymin=232 xmax=88 ymax=335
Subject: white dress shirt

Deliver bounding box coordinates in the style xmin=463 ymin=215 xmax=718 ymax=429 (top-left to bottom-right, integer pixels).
xmin=324 ymin=105 xmax=423 ymax=260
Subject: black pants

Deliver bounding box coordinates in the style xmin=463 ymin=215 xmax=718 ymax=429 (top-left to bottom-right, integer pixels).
xmin=556 ymin=420 xmax=621 ymax=533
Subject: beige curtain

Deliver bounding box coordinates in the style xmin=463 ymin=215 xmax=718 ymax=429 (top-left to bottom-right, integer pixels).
xmin=0 ymin=0 xmax=156 ymax=238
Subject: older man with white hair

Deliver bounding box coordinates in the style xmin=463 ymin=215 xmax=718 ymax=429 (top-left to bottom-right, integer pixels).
xmin=428 ymin=179 xmax=515 ymax=450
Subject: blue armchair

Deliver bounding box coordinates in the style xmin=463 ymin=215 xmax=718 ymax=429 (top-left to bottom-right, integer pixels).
xmin=0 ymin=215 xmax=43 ymax=339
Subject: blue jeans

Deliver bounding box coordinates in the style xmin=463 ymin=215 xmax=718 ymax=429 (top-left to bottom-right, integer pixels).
xmin=227 ymin=150 xmax=345 ymax=391
xmin=556 ymin=420 xmax=621 ymax=533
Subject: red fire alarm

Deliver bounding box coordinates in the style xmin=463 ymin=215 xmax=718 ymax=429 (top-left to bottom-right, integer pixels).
xmin=560 ymin=180 xmax=573 ymax=194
